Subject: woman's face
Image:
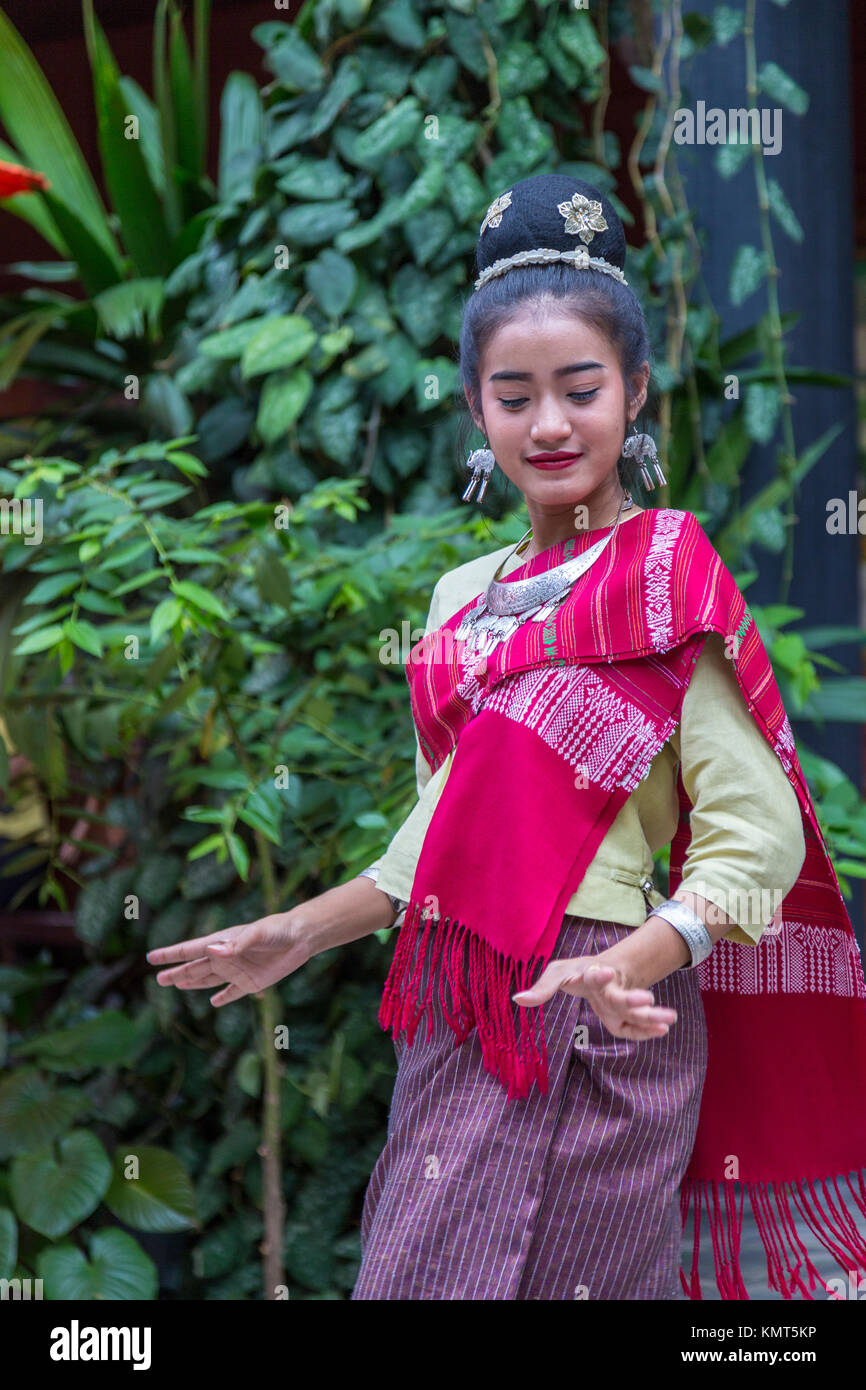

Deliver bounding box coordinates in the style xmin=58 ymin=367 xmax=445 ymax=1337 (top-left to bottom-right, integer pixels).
xmin=467 ymin=306 xmax=649 ymax=523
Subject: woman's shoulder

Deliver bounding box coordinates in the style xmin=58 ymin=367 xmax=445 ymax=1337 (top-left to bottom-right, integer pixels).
xmin=643 ymin=507 xmax=721 ymax=568
xmin=436 ymin=542 xmax=517 ymax=596
xmin=646 ymin=505 xmax=708 ymax=537
xmin=431 ymin=542 xmax=517 ymax=623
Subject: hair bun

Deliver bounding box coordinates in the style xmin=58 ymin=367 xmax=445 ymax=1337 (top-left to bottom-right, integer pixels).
xmin=475 ymin=173 xmax=626 ymax=280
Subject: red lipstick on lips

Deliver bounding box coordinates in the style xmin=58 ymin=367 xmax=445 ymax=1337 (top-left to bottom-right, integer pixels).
xmin=526 ymin=450 xmax=582 ymax=470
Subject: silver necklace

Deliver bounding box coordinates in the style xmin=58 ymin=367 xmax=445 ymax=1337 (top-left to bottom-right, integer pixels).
xmin=454 ymin=491 xmax=634 ymax=658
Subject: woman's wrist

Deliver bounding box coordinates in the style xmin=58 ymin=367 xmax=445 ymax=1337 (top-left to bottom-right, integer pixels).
xmin=593 ymin=916 xmax=690 ymax=991
xmin=288 ymin=875 xmax=399 ymax=957
xmin=592 ymin=892 xmax=736 ymax=991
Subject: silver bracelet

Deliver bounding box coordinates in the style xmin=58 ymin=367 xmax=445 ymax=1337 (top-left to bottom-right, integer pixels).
xmin=357 ymin=864 xmax=408 ymax=929
xmin=648 ymin=897 xmax=714 ymax=970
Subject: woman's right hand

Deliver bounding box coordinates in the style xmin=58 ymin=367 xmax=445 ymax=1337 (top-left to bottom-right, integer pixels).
xmin=146 ymin=910 xmax=312 ymax=1007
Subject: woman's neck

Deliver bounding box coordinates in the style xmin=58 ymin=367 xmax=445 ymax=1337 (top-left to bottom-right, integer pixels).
xmin=516 ymin=502 xmax=645 ymax=565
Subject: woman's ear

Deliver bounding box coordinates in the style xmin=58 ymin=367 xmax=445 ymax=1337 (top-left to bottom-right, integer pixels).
xmin=627 ymin=361 xmax=651 ymax=421
xmin=464 ymin=387 xmax=485 ymax=436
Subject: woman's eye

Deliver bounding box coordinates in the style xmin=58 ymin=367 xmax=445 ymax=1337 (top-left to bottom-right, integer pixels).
xmin=499 ymin=390 xmax=598 ymax=409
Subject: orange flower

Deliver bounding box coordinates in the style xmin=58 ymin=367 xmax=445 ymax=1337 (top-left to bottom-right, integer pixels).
xmin=0 ymin=159 xmax=50 ymax=198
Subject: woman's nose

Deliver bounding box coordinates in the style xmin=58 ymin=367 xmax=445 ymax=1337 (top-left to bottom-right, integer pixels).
xmin=532 ymin=419 xmax=572 ymax=444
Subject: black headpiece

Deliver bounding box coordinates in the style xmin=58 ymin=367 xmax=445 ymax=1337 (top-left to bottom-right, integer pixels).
xmin=474 ymin=173 xmax=628 ymax=291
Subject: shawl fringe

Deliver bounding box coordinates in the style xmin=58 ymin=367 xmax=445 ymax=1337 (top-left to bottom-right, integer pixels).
xmin=679 ymin=1172 xmax=866 ymax=1299
xmin=378 ymin=897 xmax=551 ymax=1100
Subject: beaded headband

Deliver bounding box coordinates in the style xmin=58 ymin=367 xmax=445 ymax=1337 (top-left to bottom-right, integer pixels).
xmin=473 ymin=189 xmax=629 ymax=291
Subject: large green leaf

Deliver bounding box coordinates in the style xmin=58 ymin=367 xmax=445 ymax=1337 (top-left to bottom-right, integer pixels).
xmin=286 ymin=198 xmax=357 ymax=246
xmin=10 ymin=1130 xmax=112 ymax=1238
xmin=170 ymin=5 xmax=204 ymax=185
xmin=74 ymin=868 xmax=139 ymax=947
xmin=305 ymin=248 xmax=357 ymax=317
xmin=275 ymin=157 xmax=351 ymax=201
xmin=10 ymin=1010 xmax=140 ymax=1071
xmin=118 ymin=75 xmax=165 ymax=194
xmin=141 ymin=374 xmax=194 ymax=437
xmin=256 ymin=368 xmax=314 ymax=443
xmin=103 ymin=1144 xmax=198 ymax=1233
xmin=218 ymin=71 xmax=263 ymax=202
xmin=254 ymin=21 xmax=324 ymax=90
xmin=193 ymin=0 xmax=211 ymax=170
xmin=240 ymin=315 xmax=317 ymax=379
xmin=0 ymin=1069 xmax=88 ymax=1158
xmin=0 ymin=9 xmax=121 ymax=269
xmin=92 ymin=279 xmax=165 ymax=341
xmin=0 ymin=308 xmax=62 ymax=390
xmin=198 ymin=318 xmax=267 ymax=360
xmin=37 ymin=1227 xmax=158 ymax=1300
xmin=83 ymin=0 xmax=173 ymax=276
xmin=172 ymin=579 xmax=230 ymax=619
xmin=153 ymin=0 xmax=181 ymax=235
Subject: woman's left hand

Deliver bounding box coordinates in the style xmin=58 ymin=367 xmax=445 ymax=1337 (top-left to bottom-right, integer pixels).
xmin=512 ymin=955 xmax=677 ymax=1041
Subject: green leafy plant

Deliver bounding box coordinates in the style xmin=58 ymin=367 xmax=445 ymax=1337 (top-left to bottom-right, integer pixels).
xmin=0 ymin=432 xmax=495 ymax=1296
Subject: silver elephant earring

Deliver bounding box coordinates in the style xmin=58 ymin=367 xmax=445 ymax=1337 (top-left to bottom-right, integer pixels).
xmin=621 ymin=422 xmax=666 ymax=490
xmin=462 ymin=439 xmax=496 ymax=502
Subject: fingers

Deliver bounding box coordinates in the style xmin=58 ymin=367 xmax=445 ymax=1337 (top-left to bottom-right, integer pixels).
xmin=146 ymin=930 xmax=241 ymax=967
xmin=603 ymin=1003 xmax=677 ymax=1038
xmin=602 ymin=998 xmax=678 ymax=1041
xmin=628 ymin=1004 xmax=678 ymax=1024
xmin=512 ymin=958 xmax=603 ymax=1006
xmin=612 ymin=1021 xmax=671 ymax=1041
xmin=601 ymin=986 xmax=677 ymax=1025
xmin=210 ymin=981 xmax=259 ymax=1007
xmin=153 ymin=958 xmax=227 ymax=990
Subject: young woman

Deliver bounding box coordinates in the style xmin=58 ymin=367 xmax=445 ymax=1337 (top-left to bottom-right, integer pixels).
xmin=148 ymin=174 xmax=866 ymax=1301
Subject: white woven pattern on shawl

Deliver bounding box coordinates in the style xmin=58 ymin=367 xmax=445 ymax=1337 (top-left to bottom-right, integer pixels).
xmin=700 ymin=920 xmax=865 ymax=1000
xmin=774 ymin=712 xmax=797 ymax=774
xmin=644 ymin=509 xmax=684 ymax=650
xmin=480 ymin=663 xmax=671 ymax=794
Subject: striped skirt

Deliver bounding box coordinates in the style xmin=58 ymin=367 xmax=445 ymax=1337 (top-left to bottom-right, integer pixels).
xmin=352 ymin=913 xmax=708 ymax=1300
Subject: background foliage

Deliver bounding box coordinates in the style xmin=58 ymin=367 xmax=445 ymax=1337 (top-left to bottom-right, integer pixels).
xmin=0 ymin=0 xmax=864 ymax=1297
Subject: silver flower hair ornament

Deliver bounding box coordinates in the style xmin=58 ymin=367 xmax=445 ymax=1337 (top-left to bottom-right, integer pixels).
xmin=557 ymin=192 xmax=608 ymax=245
xmin=479 ymin=190 xmax=513 ymax=236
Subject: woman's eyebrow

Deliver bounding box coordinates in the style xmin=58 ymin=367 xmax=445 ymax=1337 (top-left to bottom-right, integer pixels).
xmin=488 ymin=361 xmax=607 ymax=382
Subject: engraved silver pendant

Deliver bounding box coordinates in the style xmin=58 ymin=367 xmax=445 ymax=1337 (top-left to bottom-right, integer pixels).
xmin=455 ymin=581 xmax=570 ymax=655
xmin=453 ymin=506 xmax=626 ymax=658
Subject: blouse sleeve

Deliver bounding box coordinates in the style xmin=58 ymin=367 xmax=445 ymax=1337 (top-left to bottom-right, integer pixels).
xmin=359 ymin=578 xmax=441 ymax=883
xmin=671 ymin=631 xmax=806 ymax=945
xmin=412 ymin=580 xmax=441 ymax=801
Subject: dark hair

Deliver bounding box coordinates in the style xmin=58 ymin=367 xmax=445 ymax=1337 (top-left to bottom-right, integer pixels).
xmin=454 ymin=174 xmax=658 ymax=509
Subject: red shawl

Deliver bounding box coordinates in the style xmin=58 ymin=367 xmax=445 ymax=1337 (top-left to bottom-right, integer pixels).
xmin=378 ymin=507 xmax=866 ymax=1299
